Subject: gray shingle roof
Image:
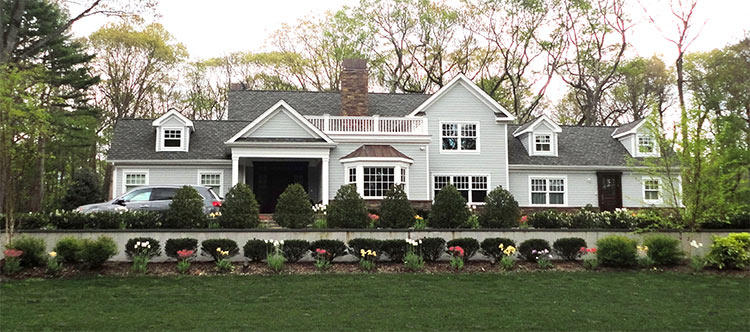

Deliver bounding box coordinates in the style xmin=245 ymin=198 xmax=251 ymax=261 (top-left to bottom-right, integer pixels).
xmin=108 ymin=119 xmax=250 ymax=160
xmin=512 ymin=115 xmax=542 ymax=135
xmin=611 ymin=118 xmax=646 ymax=137
xmin=508 ymin=125 xmax=634 ymax=166
xmin=227 ymin=90 xmax=432 ymax=121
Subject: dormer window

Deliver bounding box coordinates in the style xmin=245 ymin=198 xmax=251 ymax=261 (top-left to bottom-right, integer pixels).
xmin=162 ymin=128 xmax=183 ymax=149
xmin=638 ymin=135 xmax=655 ymax=154
xmin=534 ymin=134 xmax=551 ymax=152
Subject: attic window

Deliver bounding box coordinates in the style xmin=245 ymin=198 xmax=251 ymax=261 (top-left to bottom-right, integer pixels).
xmin=534 ymin=134 xmax=551 ymax=152
xmin=638 ymin=135 xmax=655 ymax=154
xmin=161 ymin=128 xmax=183 ymax=150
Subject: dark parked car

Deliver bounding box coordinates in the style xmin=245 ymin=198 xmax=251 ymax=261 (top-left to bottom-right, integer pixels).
xmin=75 ymin=185 xmax=222 ymax=214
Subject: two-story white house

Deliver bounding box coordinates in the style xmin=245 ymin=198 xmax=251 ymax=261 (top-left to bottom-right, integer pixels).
xmin=107 ymin=59 xmax=676 ymax=213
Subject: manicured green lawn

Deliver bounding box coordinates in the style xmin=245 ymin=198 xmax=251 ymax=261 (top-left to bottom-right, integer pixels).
xmin=1 ymin=272 xmax=748 ymax=331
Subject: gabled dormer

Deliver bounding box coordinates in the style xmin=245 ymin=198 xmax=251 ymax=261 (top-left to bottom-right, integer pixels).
xmin=152 ymin=110 xmax=194 ymax=152
xmin=513 ymin=115 xmax=562 ymax=157
xmin=611 ymin=118 xmax=659 ymax=157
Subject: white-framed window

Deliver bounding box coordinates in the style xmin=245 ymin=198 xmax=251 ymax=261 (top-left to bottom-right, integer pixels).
xmin=198 ymin=170 xmax=223 ymax=195
xmin=441 ymin=122 xmax=479 ymax=152
xmin=363 ymin=167 xmax=395 ymax=198
xmin=534 ymin=134 xmax=551 ymax=152
xmin=637 ymin=134 xmax=657 ymax=156
xmin=347 ymin=167 xmax=357 ymax=185
xmin=643 ymin=177 xmax=661 ymax=202
xmin=123 ymin=170 xmax=149 ymax=194
xmin=433 ymin=174 xmax=489 ymax=204
xmin=160 ymin=127 xmax=184 ymax=151
xmin=529 ymin=176 xmax=566 ymax=206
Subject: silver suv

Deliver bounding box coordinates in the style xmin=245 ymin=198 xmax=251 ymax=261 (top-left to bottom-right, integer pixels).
xmin=75 ymin=185 xmax=222 ymax=214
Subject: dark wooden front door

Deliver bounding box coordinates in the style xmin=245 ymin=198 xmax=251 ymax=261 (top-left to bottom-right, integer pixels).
xmin=597 ymin=172 xmax=622 ymax=212
xmin=253 ymin=162 xmax=308 ymax=213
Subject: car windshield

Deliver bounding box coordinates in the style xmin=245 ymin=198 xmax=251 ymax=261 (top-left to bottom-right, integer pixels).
xmin=207 ymin=188 xmax=222 ymax=200
xmin=121 ymin=189 xmax=151 ymax=202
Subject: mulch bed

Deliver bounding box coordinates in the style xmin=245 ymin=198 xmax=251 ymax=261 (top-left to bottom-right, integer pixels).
xmin=2 ymin=260 xmax=748 ymax=281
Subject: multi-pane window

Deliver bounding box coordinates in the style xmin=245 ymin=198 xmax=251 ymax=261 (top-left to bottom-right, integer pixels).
xmin=441 ymin=123 xmax=478 ymax=151
xmin=163 ymin=129 xmax=182 ymax=148
xmin=363 ymin=167 xmax=395 ymax=198
xmin=534 ymin=134 xmax=551 ymax=152
xmin=644 ymin=179 xmax=660 ymax=201
xmin=400 ymin=168 xmax=406 ymax=184
xmin=530 ymin=177 xmax=566 ymax=205
xmin=433 ymin=175 xmax=489 ymax=204
xmin=638 ymin=135 xmax=655 ymax=154
xmin=124 ymin=172 xmax=148 ymax=193
xmin=200 ymin=172 xmax=222 ymax=194
xmin=347 ymin=168 xmax=357 ymax=184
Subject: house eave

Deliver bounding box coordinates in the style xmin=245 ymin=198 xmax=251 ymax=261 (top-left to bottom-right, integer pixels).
xmin=108 ymin=159 xmax=232 ymax=165
xmin=224 ymin=142 xmax=337 ymax=148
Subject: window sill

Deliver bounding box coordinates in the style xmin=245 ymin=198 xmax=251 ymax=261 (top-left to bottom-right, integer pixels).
xmin=440 ymin=150 xmax=480 ymax=154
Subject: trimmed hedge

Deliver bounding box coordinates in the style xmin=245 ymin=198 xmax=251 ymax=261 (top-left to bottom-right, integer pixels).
xmin=281 ymin=239 xmax=310 ymax=263
xmin=480 ymin=238 xmax=516 ymax=263
xmin=309 ymin=239 xmax=347 ymax=261
xmin=553 ymin=237 xmax=587 ymax=261
xmin=5 ymin=236 xmax=46 ymax=267
xmin=347 ymin=238 xmax=383 ymax=258
xmin=164 ymin=238 xmax=198 ymax=260
xmin=124 ymin=237 xmax=162 ymax=260
xmin=53 ymin=237 xmax=83 ymax=263
xmin=596 ymin=235 xmax=638 ymax=267
xmin=381 ymin=239 xmax=409 ymax=262
xmin=518 ymin=239 xmax=552 ymax=262
xmin=421 ymin=237 xmax=446 ymax=262
xmin=243 ymin=239 xmax=274 ymax=262
xmin=79 ymin=236 xmax=117 ymax=269
xmin=446 ymin=238 xmax=480 ymax=259
xmin=643 ymin=235 xmax=683 ymax=266
xmin=201 ymin=239 xmax=240 ymax=262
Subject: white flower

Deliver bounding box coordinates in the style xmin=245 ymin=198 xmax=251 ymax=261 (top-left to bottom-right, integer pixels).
xmin=279 ymin=240 xmax=284 ymax=245
xmin=136 ymin=241 xmax=141 ymax=247
xmin=690 ymin=240 xmax=704 ymax=249
xmin=147 ymin=244 xmax=151 ymax=249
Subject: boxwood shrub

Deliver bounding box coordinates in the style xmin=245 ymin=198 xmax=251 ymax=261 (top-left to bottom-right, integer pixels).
xmin=6 ymin=235 xmax=46 ymax=267
xmin=379 ymin=185 xmax=415 ymax=229
xmin=201 ymin=239 xmax=240 ymax=261
xmin=274 ymin=184 xmax=315 ymax=229
xmin=327 ymin=184 xmax=369 ymax=229
xmin=243 ymin=239 xmax=274 ymax=262
xmin=429 ymin=186 xmax=470 ymax=228
xmin=518 ymin=238 xmax=552 ymax=262
xmin=642 ymin=235 xmax=684 ymax=266
xmin=420 ymin=237 xmax=446 ymax=262
xmin=79 ymin=236 xmax=118 ymax=269
xmin=446 ymin=238 xmax=480 ymax=259
xmin=380 ymin=239 xmax=409 ymax=262
xmin=478 ymin=186 xmax=520 ymax=228
xmin=707 ymin=232 xmax=750 ymax=270
xmin=309 ymin=239 xmax=347 ymax=261
xmin=124 ymin=237 xmax=162 ymax=260
xmin=281 ymin=239 xmax=310 ymax=263
xmin=219 ymin=183 xmax=260 ymax=228
xmin=480 ymin=238 xmax=516 ymax=263
xmin=164 ymin=238 xmax=199 ymax=260
xmin=347 ymin=238 xmax=383 ymax=258
xmin=53 ymin=237 xmax=83 ymax=263
xmin=553 ymin=237 xmax=587 ymax=261
xmin=163 ymin=186 xmax=208 ymax=229
xmin=596 ymin=235 xmax=638 ymax=267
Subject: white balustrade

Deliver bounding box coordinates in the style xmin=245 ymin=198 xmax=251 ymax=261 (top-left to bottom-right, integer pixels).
xmin=306 ymin=115 xmax=427 ymax=135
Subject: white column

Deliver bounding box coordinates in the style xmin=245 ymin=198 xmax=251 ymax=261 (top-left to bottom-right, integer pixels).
xmin=232 ymin=156 xmax=240 ymax=186
xmin=321 ymin=157 xmax=329 ymax=205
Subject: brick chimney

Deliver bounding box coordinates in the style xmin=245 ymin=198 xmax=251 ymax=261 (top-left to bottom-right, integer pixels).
xmin=340 ymin=58 xmax=368 ymax=116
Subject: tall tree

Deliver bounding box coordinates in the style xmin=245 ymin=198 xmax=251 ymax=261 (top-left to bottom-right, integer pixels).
xmin=605 ymin=56 xmax=673 ymax=125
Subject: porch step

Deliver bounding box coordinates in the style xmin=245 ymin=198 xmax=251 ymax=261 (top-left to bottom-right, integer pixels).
xmin=259 ymin=214 xmax=282 ymax=229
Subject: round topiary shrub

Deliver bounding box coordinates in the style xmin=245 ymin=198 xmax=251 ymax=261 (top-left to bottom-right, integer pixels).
xmin=309 ymin=239 xmax=347 ymax=262
xmin=446 ymin=238 xmax=480 ymax=259
xmin=164 ymin=238 xmax=199 ymax=260
xmin=420 ymin=237 xmax=446 ymax=262
xmin=528 ymin=210 xmax=570 ymax=229
xmin=243 ymin=239 xmax=274 ymax=262
xmin=61 ymin=168 xmax=102 ymax=211
xmin=347 ymin=238 xmax=383 ymax=258
xmin=553 ymin=237 xmax=587 ymax=261
xmin=518 ymin=238 xmax=552 ymax=262
xmin=6 ymin=236 xmax=46 ymax=267
xmin=281 ymin=239 xmax=310 ymax=263
xmin=429 ymin=185 xmax=470 ymax=229
xmin=79 ymin=236 xmax=118 ymax=269
xmin=201 ymin=239 xmax=239 ymax=262
xmin=219 ymin=183 xmax=260 ymax=228
xmin=124 ymin=237 xmax=162 ymax=260
xmin=642 ymin=235 xmax=683 ymax=266
xmin=164 ymin=186 xmax=207 ymax=229
xmin=480 ymin=238 xmax=516 ymax=263
xmin=274 ymin=183 xmax=314 ymax=229
xmin=53 ymin=237 xmax=83 ymax=263
xmin=380 ymin=239 xmax=409 ymax=262
xmin=379 ymin=185 xmax=415 ymax=229
xmin=478 ymin=186 xmax=520 ymax=228
xmin=596 ymin=235 xmax=638 ymax=267
xmin=326 ymin=184 xmax=369 ymax=229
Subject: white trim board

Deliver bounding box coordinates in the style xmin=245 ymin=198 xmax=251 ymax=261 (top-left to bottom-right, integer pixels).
xmin=226 ymin=100 xmax=335 ymax=144
xmin=407 ymin=74 xmax=515 ymax=121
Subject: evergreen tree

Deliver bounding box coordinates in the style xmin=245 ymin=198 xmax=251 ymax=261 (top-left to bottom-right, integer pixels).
xmin=478 ymin=186 xmax=520 ymax=228
xmin=219 ymin=183 xmax=260 ymax=228
xmin=379 ymin=185 xmax=414 ymax=228
xmin=274 ymin=183 xmax=314 ymax=229
xmin=61 ymin=168 xmax=102 ymax=211
xmin=327 ymin=184 xmax=370 ymax=229
xmin=429 ymin=185 xmax=470 ymax=229
xmin=163 ymin=186 xmax=207 ymax=229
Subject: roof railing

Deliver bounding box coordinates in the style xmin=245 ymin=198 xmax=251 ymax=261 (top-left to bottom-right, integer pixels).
xmin=305 ymin=115 xmax=428 ymax=135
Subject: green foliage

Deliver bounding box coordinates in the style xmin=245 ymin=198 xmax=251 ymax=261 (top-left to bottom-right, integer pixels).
xmin=429 ymin=186 xmax=470 ymax=228
xmin=61 ymin=168 xmax=102 ymax=211
xmin=274 ymin=184 xmax=314 ymax=229
xmin=347 ymin=238 xmax=383 ymax=258
xmin=326 ymin=184 xmax=369 ymax=229
xmin=243 ymin=239 xmax=274 ymax=262
xmin=480 ymin=238 xmax=517 ymax=263
xmin=420 ymin=237 xmax=446 ymax=262
xmin=403 ymin=251 xmax=425 ymax=272
xmin=164 ymin=238 xmax=198 ymax=260
xmin=379 ymin=185 xmax=415 ymax=228
xmin=381 ymin=239 xmax=409 ymax=262
xmin=164 ymin=186 xmax=207 ymax=229
xmin=446 ymin=238 xmax=480 ymax=259
xmin=6 ymin=236 xmax=46 ymax=267
xmin=553 ymin=237 xmax=587 ymax=261
xmin=596 ymin=235 xmax=638 ymax=268
xmin=707 ymin=233 xmax=750 ymax=270
xmin=123 ymin=237 xmax=162 ymax=260
xmin=53 ymin=237 xmax=83 ymax=263
xmin=201 ymin=239 xmax=240 ymax=262
xmin=309 ymin=239 xmax=347 ymax=262
xmin=281 ymin=239 xmax=310 ymax=263
xmin=528 ymin=210 xmax=570 ymax=228
xmin=478 ymin=186 xmax=520 ymax=228
xmin=642 ymin=235 xmax=684 ymax=266
xmin=518 ymin=239 xmax=551 ymax=262
xmin=312 ymin=219 xmax=328 ymax=229
xmin=219 ymin=183 xmax=260 ymax=228
xmin=79 ymin=236 xmax=118 ymax=269
xmin=267 ymin=251 xmax=286 ymax=273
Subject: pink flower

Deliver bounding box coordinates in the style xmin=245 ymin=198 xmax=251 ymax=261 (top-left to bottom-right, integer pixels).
xmin=448 ymin=246 xmax=465 ymax=257
xmin=588 ymin=248 xmax=597 ymax=253
xmin=315 ymin=248 xmax=327 ymax=255
xmin=369 ymin=213 xmax=380 ymax=220
xmin=4 ymin=249 xmax=23 ymax=258
xmin=580 ymin=247 xmax=587 ymax=253
xmin=177 ymin=249 xmax=195 ymax=259
xmin=520 ymin=215 xmax=528 ymax=224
